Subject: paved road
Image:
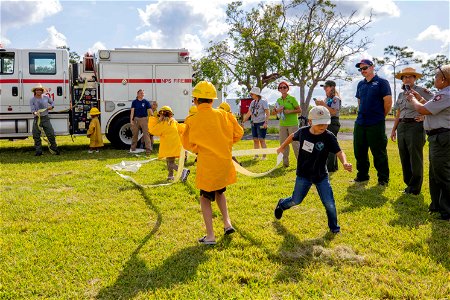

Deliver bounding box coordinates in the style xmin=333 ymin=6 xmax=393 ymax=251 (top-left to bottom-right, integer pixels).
xmin=242 ymin=118 xmax=394 ymax=141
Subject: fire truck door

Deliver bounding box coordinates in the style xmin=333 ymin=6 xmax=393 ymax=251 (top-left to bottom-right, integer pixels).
xmin=128 ymin=65 xmax=153 ymax=103
xmin=100 ymin=64 xmax=129 ymax=101
xmin=0 ymin=50 xmax=21 ymax=113
xmin=154 ymin=65 xmax=191 ymax=119
xmin=22 ymin=50 xmax=70 ymax=112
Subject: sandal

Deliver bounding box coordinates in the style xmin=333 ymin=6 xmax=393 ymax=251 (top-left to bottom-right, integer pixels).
xmin=224 ymin=227 xmax=235 ymax=235
xmin=198 ymin=236 xmax=216 ymax=245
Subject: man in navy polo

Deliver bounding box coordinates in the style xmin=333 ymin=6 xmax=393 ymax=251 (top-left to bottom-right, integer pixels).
xmin=354 ymin=59 xmax=392 ymax=185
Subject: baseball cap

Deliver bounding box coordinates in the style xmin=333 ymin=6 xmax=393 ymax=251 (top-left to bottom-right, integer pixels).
xmin=320 ymin=80 xmax=336 ymax=87
xmin=355 ymin=59 xmax=374 ymax=68
xmin=308 ymin=106 xmax=331 ymax=125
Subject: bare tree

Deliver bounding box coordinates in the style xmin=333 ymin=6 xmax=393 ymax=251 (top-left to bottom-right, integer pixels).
xmin=373 ymin=46 xmax=421 ymax=105
xmin=282 ymin=0 xmax=372 ymax=116
xmin=418 ymin=54 xmax=450 ymax=90
xmin=204 ymin=1 xmax=286 ymax=97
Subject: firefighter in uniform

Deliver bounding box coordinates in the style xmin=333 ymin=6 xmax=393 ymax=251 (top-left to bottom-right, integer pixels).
xmin=390 ymin=67 xmax=433 ymax=195
xmin=30 ymin=83 xmax=60 ymax=156
xmin=408 ymin=64 xmax=450 ymax=220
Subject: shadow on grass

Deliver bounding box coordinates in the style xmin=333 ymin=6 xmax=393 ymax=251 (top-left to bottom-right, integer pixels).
xmin=429 ymin=219 xmax=450 ymax=271
xmin=341 ymin=183 xmax=388 ymax=213
xmin=96 ymin=186 xmax=210 ymax=299
xmin=0 ymin=142 xmax=161 ymax=164
xmin=270 ymin=222 xmax=335 ymax=282
xmin=389 ymin=193 xmax=429 ymax=227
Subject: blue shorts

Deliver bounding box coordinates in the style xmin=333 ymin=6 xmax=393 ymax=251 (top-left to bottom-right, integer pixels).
xmin=251 ymin=122 xmax=267 ymax=139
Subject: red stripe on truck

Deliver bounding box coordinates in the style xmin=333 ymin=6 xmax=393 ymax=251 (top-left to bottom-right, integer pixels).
xmin=0 ymin=79 xmax=69 ymax=84
xmin=100 ymin=78 xmax=192 ymax=83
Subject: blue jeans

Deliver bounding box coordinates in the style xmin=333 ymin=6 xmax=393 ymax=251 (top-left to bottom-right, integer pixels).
xmin=279 ymin=176 xmax=340 ymax=232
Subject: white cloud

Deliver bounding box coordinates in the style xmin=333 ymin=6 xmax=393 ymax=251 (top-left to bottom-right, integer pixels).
xmin=88 ymin=42 xmax=107 ymax=55
xmin=135 ymin=30 xmax=164 ymax=48
xmin=181 ymin=34 xmax=203 ymax=59
xmin=1 ymin=0 xmax=62 ymax=30
xmin=1 ymin=35 xmax=11 ymax=47
xmin=335 ymin=0 xmax=400 ymax=20
xmin=416 ymin=25 xmax=450 ymax=44
xmin=39 ymin=26 xmax=67 ymax=48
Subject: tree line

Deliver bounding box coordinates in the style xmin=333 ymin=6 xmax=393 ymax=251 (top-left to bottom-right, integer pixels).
xmin=193 ymin=0 xmax=449 ymax=116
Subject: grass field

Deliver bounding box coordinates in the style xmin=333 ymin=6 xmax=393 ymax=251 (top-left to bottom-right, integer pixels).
xmin=1 ymin=135 xmax=449 ymax=299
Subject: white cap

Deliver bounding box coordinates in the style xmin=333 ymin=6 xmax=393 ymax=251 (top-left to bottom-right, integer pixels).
xmin=249 ymin=87 xmax=261 ymax=96
xmin=308 ymin=106 xmax=331 ymax=125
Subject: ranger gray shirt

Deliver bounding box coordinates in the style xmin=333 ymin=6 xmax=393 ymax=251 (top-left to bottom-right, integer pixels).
xmin=395 ymin=85 xmax=434 ymax=119
xmin=423 ymin=86 xmax=450 ymax=131
xmin=30 ymin=95 xmax=54 ymax=116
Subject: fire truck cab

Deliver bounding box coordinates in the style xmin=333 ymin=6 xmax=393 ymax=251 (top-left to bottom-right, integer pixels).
xmin=0 ymin=47 xmax=192 ymax=149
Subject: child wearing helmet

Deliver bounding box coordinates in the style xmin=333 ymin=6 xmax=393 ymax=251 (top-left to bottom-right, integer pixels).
xmin=148 ymin=106 xmax=190 ymax=182
xmin=182 ymin=81 xmax=244 ymax=245
xmin=87 ymin=107 xmax=104 ymax=153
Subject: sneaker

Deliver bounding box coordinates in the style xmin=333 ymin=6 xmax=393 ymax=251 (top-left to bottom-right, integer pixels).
xmin=254 ymin=155 xmax=259 ymax=160
xmin=53 ymin=149 xmax=60 ymax=155
xmin=261 ymin=156 xmax=267 ymax=160
xmin=167 ymin=176 xmax=175 ymax=181
xmin=180 ymin=168 xmax=190 ymax=182
xmin=95 ymin=150 xmax=100 ymax=153
xmin=88 ymin=150 xmax=94 ymax=154
xmin=35 ymin=151 xmax=43 ymax=156
xmin=353 ymin=177 xmax=369 ymax=183
xmin=274 ymin=199 xmax=284 ymax=220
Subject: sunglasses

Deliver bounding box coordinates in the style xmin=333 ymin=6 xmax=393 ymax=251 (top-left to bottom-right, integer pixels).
xmin=358 ymin=66 xmax=370 ymax=72
xmin=278 ymin=86 xmax=288 ymax=90
xmin=437 ymin=65 xmax=447 ymax=81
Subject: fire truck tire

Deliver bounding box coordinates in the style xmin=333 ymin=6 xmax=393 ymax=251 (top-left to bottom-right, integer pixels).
xmin=108 ymin=116 xmax=133 ymax=149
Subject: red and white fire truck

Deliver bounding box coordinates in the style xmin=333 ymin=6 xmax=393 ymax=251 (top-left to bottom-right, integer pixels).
xmin=0 ymin=47 xmax=192 ymax=148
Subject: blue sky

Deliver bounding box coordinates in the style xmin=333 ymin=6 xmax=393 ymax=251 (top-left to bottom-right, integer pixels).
xmin=1 ymin=0 xmax=449 ymax=105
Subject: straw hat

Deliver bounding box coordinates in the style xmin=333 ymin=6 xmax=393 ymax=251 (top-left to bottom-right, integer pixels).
xmin=31 ymin=83 xmax=46 ymax=92
xmin=395 ymin=67 xmax=423 ymax=80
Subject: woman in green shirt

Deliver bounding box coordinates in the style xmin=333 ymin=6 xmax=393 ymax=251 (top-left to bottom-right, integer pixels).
xmin=272 ymin=81 xmax=302 ymax=167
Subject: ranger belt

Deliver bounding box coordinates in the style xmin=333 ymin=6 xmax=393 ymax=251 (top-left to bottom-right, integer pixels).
xmin=399 ymin=118 xmax=417 ymax=123
xmin=426 ymin=128 xmax=450 ymax=136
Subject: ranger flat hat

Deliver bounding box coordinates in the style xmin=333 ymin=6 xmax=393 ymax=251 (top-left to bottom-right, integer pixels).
xmin=395 ymin=67 xmax=423 ymax=80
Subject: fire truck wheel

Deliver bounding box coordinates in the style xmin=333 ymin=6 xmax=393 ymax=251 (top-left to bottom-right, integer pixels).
xmin=108 ymin=116 xmax=133 ymax=149
xmin=108 ymin=115 xmax=144 ymax=149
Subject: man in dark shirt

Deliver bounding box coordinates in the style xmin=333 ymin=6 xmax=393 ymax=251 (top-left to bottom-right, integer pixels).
xmin=130 ymin=89 xmax=152 ymax=154
xmin=354 ymin=59 xmax=392 ymax=185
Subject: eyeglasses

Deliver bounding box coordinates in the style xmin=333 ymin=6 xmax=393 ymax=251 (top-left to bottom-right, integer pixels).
xmin=437 ymin=65 xmax=447 ymax=81
xmin=358 ymin=66 xmax=370 ymax=72
xmin=278 ymin=86 xmax=288 ymax=90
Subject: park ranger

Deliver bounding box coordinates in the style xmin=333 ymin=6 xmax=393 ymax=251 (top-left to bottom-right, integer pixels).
xmin=408 ymin=64 xmax=450 ymax=221
xmin=390 ymin=67 xmax=434 ymax=195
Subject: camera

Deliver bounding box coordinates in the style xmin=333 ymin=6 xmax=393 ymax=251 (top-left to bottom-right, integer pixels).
xmin=403 ymin=84 xmax=411 ymax=91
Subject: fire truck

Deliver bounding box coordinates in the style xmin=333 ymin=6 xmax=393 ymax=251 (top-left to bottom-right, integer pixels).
xmin=0 ymin=47 xmax=192 ymax=148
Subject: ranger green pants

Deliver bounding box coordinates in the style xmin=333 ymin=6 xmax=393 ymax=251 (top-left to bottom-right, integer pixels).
xmin=353 ymin=121 xmax=389 ymax=182
xmin=428 ymin=131 xmax=450 ymax=218
xmin=397 ymin=122 xmax=425 ymax=194
xmin=33 ymin=115 xmax=58 ymax=152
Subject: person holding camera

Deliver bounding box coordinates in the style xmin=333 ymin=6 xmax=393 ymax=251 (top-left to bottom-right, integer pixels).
xmin=390 ymin=67 xmax=434 ymax=195
xmin=315 ymin=80 xmax=341 ymax=172
xmin=407 ymin=64 xmax=450 ymax=220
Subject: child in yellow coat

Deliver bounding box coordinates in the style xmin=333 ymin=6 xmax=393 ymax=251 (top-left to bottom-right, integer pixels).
xmin=148 ymin=106 xmax=190 ymax=181
xmin=182 ymin=81 xmax=244 ymax=245
xmin=87 ymin=107 xmax=104 ymax=153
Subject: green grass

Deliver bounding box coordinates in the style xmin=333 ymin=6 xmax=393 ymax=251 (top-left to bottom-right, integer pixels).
xmin=1 ymin=136 xmax=449 ymax=299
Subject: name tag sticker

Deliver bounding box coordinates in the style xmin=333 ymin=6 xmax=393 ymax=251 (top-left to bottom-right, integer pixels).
xmin=302 ymin=140 xmax=314 ymax=153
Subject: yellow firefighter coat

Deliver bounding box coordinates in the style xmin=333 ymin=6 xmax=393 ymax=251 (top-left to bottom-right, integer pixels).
xmin=87 ymin=117 xmax=104 ymax=148
xmin=182 ymin=103 xmax=243 ymax=191
xmin=148 ymin=117 xmax=185 ymax=159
